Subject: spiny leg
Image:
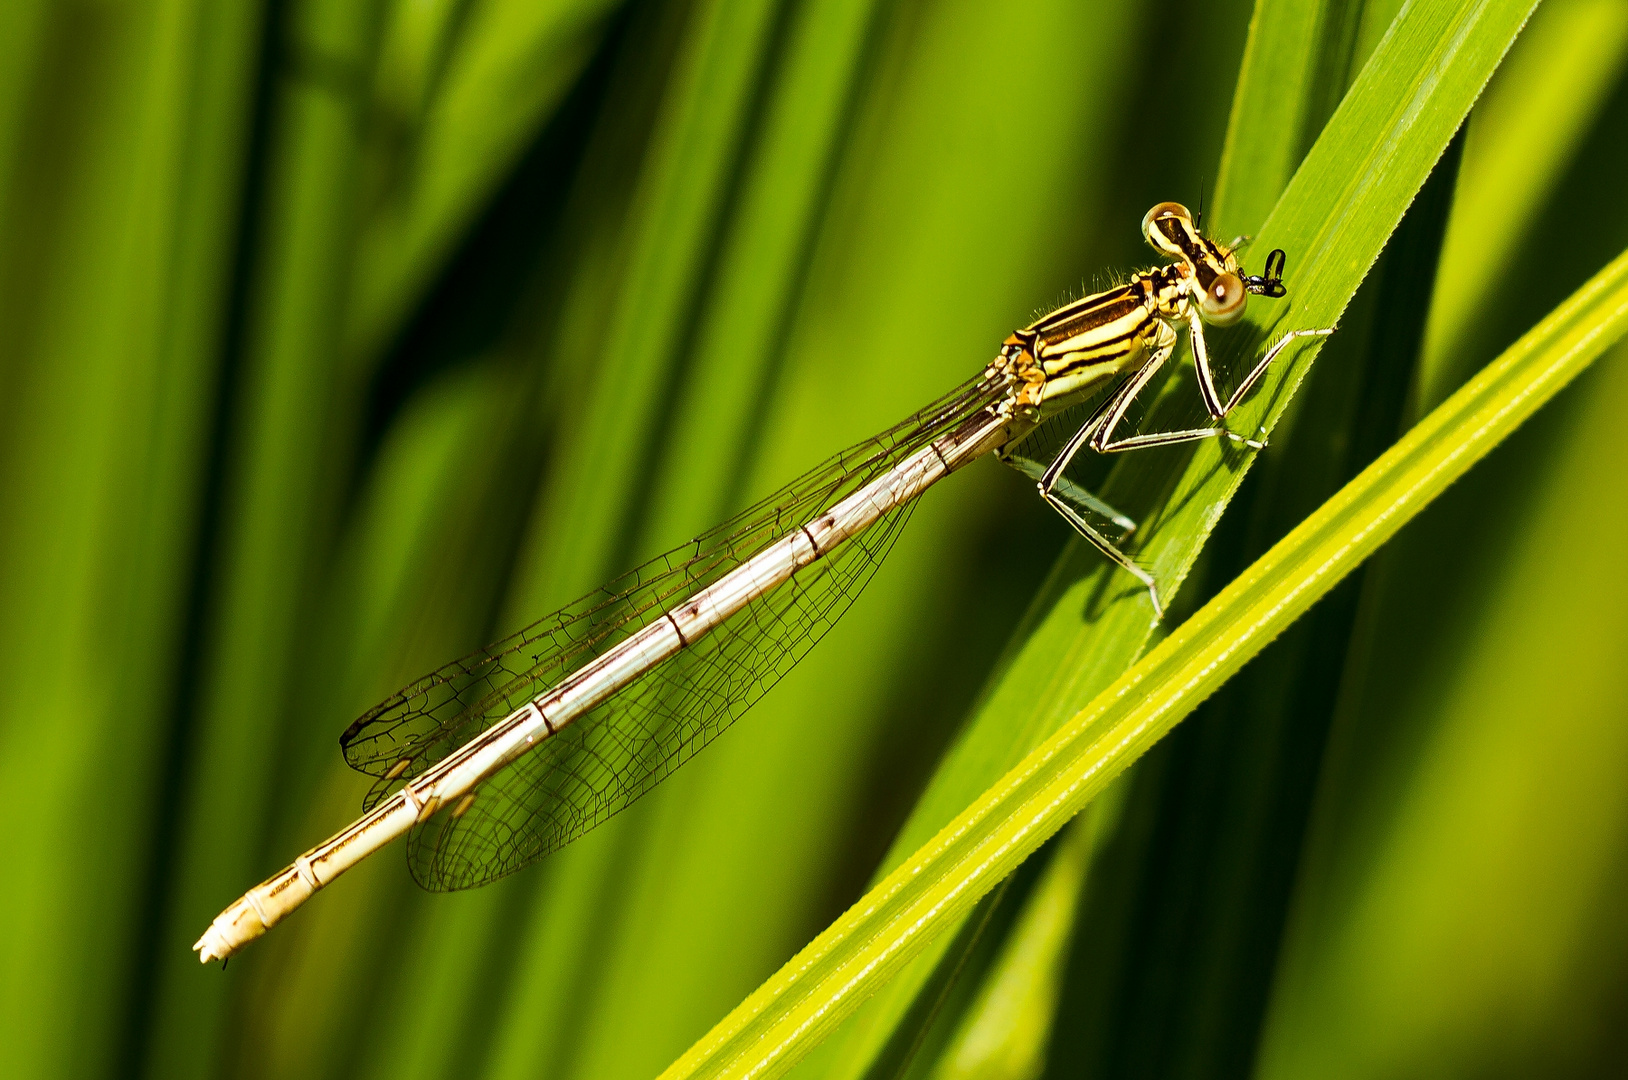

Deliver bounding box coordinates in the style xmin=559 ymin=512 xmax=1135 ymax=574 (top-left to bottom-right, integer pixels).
xmin=1002 ymin=439 xmax=1138 ymax=536
xmin=1041 ymin=486 xmax=1164 ymax=618
xmin=1033 ymin=330 xmax=1178 ymax=617
xmin=1038 ymin=323 xmax=1178 ymax=494
xmin=1092 ymin=320 xmax=1336 ymax=454
xmin=1039 ymin=321 xmax=1332 ymax=616
xmin=1187 ymin=304 xmax=1227 ymax=418
xmin=1215 ymin=325 xmax=1336 ymax=416
xmin=1086 ymin=317 xmax=1252 ymax=453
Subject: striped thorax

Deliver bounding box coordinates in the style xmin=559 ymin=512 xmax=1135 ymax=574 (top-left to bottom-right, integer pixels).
xmin=996 ymin=201 xmax=1268 ymax=412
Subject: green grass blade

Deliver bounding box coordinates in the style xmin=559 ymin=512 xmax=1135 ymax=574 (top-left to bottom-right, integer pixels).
xmin=0 ymin=3 xmax=263 ymax=1077
xmin=1419 ymin=0 xmax=1628 ymax=409
xmin=138 ymin=5 xmax=388 ymax=1076
xmin=803 ymin=1 xmax=1535 ymax=1073
xmin=925 ymin=795 xmax=1123 ymax=1080
xmin=1214 ymin=0 xmax=1402 ymax=238
xmin=657 ymin=236 xmax=1628 ymax=1080
xmin=345 ymin=0 xmax=623 ymax=368
xmin=1254 ymin=308 xmax=1628 ymax=1079
xmin=1253 ymin=36 xmax=1628 ymax=1072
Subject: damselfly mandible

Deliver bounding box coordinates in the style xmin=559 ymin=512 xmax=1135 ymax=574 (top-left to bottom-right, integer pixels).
xmin=195 ymin=203 xmax=1332 ymax=963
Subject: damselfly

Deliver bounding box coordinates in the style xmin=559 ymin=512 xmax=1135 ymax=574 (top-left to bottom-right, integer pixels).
xmin=195 ymin=203 xmax=1331 ymax=963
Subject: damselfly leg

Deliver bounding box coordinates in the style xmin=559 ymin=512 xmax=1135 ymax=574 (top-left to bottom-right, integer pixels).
xmin=1114 ymin=324 xmax=1339 ymax=453
xmin=1000 ymin=423 xmax=1153 ymax=610
xmin=1027 ymin=325 xmax=1333 ymax=616
xmin=999 ymin=205 xmax=1335 ymax=615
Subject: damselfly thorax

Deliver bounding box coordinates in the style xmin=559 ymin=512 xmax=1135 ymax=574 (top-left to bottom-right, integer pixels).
xmin=1000 ymin=201 xmax=1275 ymax=416
xmin=987 ymin=202 xmax=1327 ymax=613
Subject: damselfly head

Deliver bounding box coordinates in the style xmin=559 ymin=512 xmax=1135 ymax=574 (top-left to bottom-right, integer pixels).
xmin=1142 ymin=202 xmax=1248 ymax=326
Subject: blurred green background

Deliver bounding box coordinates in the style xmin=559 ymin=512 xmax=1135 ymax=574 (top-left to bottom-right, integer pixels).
xmin=2 ymin=1 xmax=1626 ymax=1079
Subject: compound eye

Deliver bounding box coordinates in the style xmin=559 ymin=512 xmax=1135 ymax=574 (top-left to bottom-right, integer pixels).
xmin=1142 ymin=201 xmax=1192 ymax=256
xmin=1199 ymin=272 xmax=1246 ymax=325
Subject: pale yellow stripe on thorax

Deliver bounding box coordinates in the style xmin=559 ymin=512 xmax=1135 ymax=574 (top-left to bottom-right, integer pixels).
xmin=1036 ymin=305 xmax=1155 ymax=406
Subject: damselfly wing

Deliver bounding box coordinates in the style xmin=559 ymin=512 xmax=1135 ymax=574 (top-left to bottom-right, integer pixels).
xmin=339 ymin=375 xmax=1006 ymax=889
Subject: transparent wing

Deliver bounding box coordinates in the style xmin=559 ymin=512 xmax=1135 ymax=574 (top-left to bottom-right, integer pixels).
xmin=339 ymin=374 xmax=1003 ymax=860
xmin=406 ymin=495 xmax=917 ymax=890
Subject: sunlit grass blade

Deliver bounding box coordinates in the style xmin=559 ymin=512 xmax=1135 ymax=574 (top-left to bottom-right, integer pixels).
xmin=1255 ymin=19 xmax=1628 ymax=1066
xmin=807 ymin=1 xmax=1536 ymax=1073
xmin=1254 ymin=305 xmax=1628 ymax=1080
xmin=659 ymin=235 xmax=1628 ymax=1080
xmin=1214 ymin=0 xmax=1402 ymax=237
xmin=926 ymin=793 xmax=1124 ymax=1080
